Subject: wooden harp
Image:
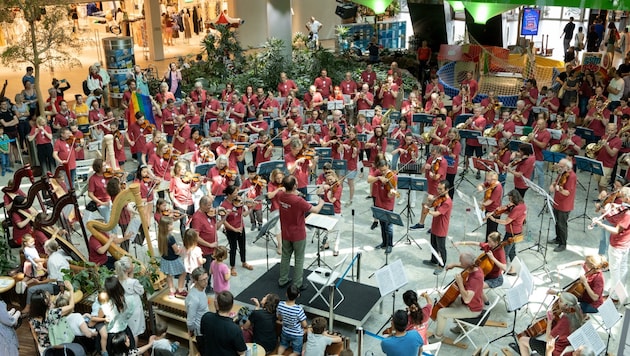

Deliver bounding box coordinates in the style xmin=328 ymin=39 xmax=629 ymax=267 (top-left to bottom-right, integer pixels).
xmin=101 ymin=134 xmax=118 ymax=170
xmin=8 ymin=173 xmax=52 ymax=216
xmin=86 ymin=182 xmax=154 ymax=260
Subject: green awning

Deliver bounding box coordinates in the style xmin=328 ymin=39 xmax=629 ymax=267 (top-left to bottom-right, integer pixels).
xmin=351 ymin=0 xmax=395 ymax=14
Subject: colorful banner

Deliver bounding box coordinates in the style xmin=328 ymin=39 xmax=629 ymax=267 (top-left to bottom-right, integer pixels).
xmin=521 ymin=8 xmax=541 ymax=36
xmin=129 ymin=92 xmax=155 ymax=126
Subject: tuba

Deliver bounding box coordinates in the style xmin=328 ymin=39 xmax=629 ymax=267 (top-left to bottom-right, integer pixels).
xmin=86 ymin=183 xmax=154 ymax=259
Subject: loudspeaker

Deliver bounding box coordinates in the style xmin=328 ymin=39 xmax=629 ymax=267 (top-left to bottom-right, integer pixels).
xmin=335 ymin=5 xmax=357 ymax=19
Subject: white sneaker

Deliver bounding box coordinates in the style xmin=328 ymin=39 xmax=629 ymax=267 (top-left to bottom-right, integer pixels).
xmin=15 ymin=281 xmax=26 ymax=294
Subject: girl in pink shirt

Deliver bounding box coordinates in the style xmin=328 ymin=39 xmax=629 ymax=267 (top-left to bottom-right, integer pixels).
xmin=210 ymin=246 xmax=231 ymax=293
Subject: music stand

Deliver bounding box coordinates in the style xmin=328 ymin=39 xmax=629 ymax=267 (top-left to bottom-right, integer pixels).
xmin=412 ymin=113 xmax=435 ymax=125
xmin=332 ymin=159 xmax=348 ymax=177
xmin=257 ymin=160 xmax=287 ymax=178
xmin=396 ymin=176 xmax=426 ymax=249
xmin=316 ymin=147 xmax=333 ymax=169
xmin=454 ymin=114 xmax=473 ymax=127
xmin=576 ymin=126 xmax=597 ymax=144
xmin=369 ymin=207 xmax=404 ymax=278
xmin=569 ymin=156 xmax=603 ymax=231
xmin=471 ymin=157 xmax=499 ymax=173
xmin=542 ymin=149 xmax=566 ymax=186
xmin=455 ymin=127 xmax=482 ymax=189
xmin=508 ymin=139 xmax=523 ymax=152
xmin=253 ymin=213 xmax=280 ymax=271
xmin=306 ymin=212 xmax=338 ymax=269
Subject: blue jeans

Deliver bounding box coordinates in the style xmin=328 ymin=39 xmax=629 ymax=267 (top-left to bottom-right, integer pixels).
xmin=280 ymin=331 xmax=304 ymax=354
xmin=380 ymin=219 xmax=393 ymax=247
xmin=499 ymin=173 xmax=507 ymax=187
xmin=391 ymin=152 xmax=400 ymax=171
xmin=212 ymin=195 xmax=226 ymax=208
xmin=0 ymin=153 xmax=8 ymax=172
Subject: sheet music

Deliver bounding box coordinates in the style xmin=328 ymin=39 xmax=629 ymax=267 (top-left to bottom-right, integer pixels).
xmin=375 ymin=259 xmax=408 ymax=297
xmin=523 ymin=176 xmax=557 ymax=224
xmin=305 ymin=213 xmax=339 ymax=231
xmin=456 ymin=189 xmax=474 ymax=206
xmin=519 ymin=262 xmax=534 ymax=296
xmin=567 ymin=321 xmax=606 ymax=355
xmin=473 ymin=197 xmax=484 ymax=225
xmin=598 ymin=298 xmax=622 ymax=329
xmin=506 ymin=283 xmax=529 ymax=312
xmin=127 ymin=216 xmax=142 ymax=239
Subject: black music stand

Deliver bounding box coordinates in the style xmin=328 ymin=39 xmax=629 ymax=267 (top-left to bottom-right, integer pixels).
xmin=257 ymin=160 xmax=287 ymax=179
xmin=576 ymin=126 xmax=597 ymax=144
xmin=253 ymin=213 xmax=279 ymax=271
xmin=412 ymin=113 xmax=435 ymax=125
xmin=455 ymin=128 xmax=482 ymax=189
xmin=454 ymin=114 xmax=473 ymax=127
xmin=396 ymin=176 xmax=426 ymax=249
xmin=542 ymin=149 xmax=566 ymax=186
xmin=332 ymin=159 xmax=348 ymax=177
xmin=369 ymin=207 xmax=404 ymax=279
xmin=316 ymin=147 xmax=333 ymax=169
xmin=570 ymin=156 xmax=604 ymax=231
xmin=508 ymin=139 xmax=523 ymax=152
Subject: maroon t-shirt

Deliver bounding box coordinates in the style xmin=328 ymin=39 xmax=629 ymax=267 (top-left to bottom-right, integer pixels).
xmin=480 ymin=243 xmax=506 ymax=279
xmin=372 ymin=170 xmax=396 ymax=211
xmin=596 ymin=136 xmax=622 ymax=168
xmin=128 ymin=123 xmax=148 ymax=155
xmin=425 ymin=156 xmax=448 ymax=195
xmin=208 ymin=166 xmax=229 ymax=197
xmin=53 ymin=139 xmax=76 ymax=170
xmin=149 ymin=154 xmax=172 ymax=181
xmin=532 ymin=129 xmax=551 ymax=161
xmin=549 ymin=316 xmax=572 ymax=356
xmin=466 ymin=116 xmax=486 ymax=147
xmin=173 ymin=124 xmax=191 ymax=154
xmin=464 ymin=268 xmax=485 ymax=312
xmin=277 ymin=191 xmax=312 ymax=242
xmin=514 ymin=156 xmax=535 ymax=189
xmin=484 ymin=183 xmax=503 ymax=213
xmin=553 ymin=171 xmax=577 ymax=212
xmin=221 ymin=199 xmax=244 ymax=230
xmin=190 ymin=210 xmax=217 ymax=256
xmin=88 ymin=235 xmax=109 ymax=265
xmin=285 ymin=153 xmax=310 ymax=189
xmin=430 ymin=196 xmax=452 ymax=237
xmin=267 ymin=182 xmax=282 ymax=212
xmin=88 ymin=174 xmax=110 ymax=203
xmin=11 ymin=211 xmax=31 ymax=245
xmin=580 ymin=270 xmax=604 ymax=309
xmin=607 ymin=210 xmax=630 ymax=249
xmin=506 ymin=202 xmax=527 ymax=235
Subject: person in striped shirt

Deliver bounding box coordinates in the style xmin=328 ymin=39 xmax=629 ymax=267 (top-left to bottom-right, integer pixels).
xmin=277 ymin=285 xmax=308 ymax=356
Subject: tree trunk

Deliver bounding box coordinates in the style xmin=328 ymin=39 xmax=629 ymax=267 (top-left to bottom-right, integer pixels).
xmin=29 ymin=19 xmax=44 ymax=115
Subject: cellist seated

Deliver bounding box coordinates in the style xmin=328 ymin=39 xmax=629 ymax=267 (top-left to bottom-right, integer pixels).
xmin=453 ymin=232 xmax=507 ymax=304
xmin=548 ymin=255 xmax=607 ymax=314
xmin=428 ymin=252 xmax=485 ymax=342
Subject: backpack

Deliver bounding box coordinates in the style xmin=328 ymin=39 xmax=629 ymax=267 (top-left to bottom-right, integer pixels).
xmin=82 ymin=80 xmax=90 ymax=96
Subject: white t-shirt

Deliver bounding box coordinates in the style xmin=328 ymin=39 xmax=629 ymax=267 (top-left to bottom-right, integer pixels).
xmin=309 ymin=20 xmax=322 ymax=34
xmin=609 ymin=77 xmax=625 ymax=101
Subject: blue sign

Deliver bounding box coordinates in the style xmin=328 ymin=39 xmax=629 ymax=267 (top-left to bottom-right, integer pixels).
xmin=521 ymin=8 xmax=541 ymax=36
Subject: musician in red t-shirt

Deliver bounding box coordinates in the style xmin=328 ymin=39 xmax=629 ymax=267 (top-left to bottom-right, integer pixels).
xmin=549 ymin=159 xmax=577 ymax=252
xmin=478 ymin=171 xmax=503 ymax=241
xmin=422 ymin=181 xmax=452 ymax=275
xmin=595 ymin=123 xmax=622 ymax=193
xmin=488 ymin=189 xmax=527 ymax=266
xmin=431 ymin=252 xmax=484 ymax=342
xmin=412 ymin=146 xmax=447 ymax=229
xmin=368 ymin=159 xmax=397 ymax=254
xmin=508 ymin=144 xmax=536 ymax=198
xmin=52 ymin=128 xmax=78 ymax=186
xmin=285 ymin=137 xmax=312 ymax=195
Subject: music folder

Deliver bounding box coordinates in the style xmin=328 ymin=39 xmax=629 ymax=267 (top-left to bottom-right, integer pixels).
xmin=305 ymin=213 xmax=338 ymax=231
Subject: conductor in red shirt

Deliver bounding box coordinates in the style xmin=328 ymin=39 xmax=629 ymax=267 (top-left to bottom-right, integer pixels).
xmin=277 ymin=175 xmax=325 ymax=290
xmin=549 ymin=158 xmax=577 ymax=252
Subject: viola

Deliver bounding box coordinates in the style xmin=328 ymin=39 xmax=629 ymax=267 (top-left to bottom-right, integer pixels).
xmin=140 ymin=121 xmax=155 ymax=134
xmin=103 ymin=168 xmax=125 ymax=179
xmin=220 ymin=167 xmax=238 ymax=180
xmin=383 ymin=169 xmax=400 ymax=198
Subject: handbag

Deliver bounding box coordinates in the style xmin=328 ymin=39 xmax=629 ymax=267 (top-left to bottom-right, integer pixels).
xmin=558 ymin=86 xmax=565 ymax=99
xmin=86 ymin=200 xmax=98 ymax=212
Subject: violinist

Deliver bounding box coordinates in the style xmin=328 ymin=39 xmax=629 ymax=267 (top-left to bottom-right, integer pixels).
xmin=321 ymin=126 xmax=343 ymax=160
xmin=182 ymin=96 xmax=201 ymax=128
xmin=411 ymin=146 xmax=447 ymax=230
xmin=221 ymin=185 xmax=253 ymax=276
xmin=517 ymin=292 xmax=583 ymax=356
xmin=596 ymin=123 xmax=622 ymax=193
xmin=488 ymin=138 xmax=511 ymax=186
xmin=441 ymin=128 xmax=461 ymax=198
xmin=185 ymin=128 xmax=202 ymax=154
xmin=111 ymin=120 xmax=126 ymax=167
xmin=135 ymin=165 xmax=157 ymax=230
xmin=367 ymin=160 xmax=397 ymax=254
xmin=594 ymin=177 xmax=625 ymax=256
xmin=390 ymin=118 xmax=411 ymax=169
xmin=155 ymin=198 xmax=184 ymax=224
xmin=241 ymin=166 xmax=264 ymax=231
xmin=590 ymin=186 xmax=630 ymax=303
xmin=226 ymin=93 xmax=246 ymax=124
xmin=190 ymin=196 xmax=224 ymax=293
xmin=429 ymin=252 xmax=484 ymax=343
xmin=248 ymin=130 xmax=273 ymax=167
xmin=285 ymin=138 xmax=312 ymax=196
xmin=487 ymin=189 xmax=527 ymax=269
xmin=161 ymin=98 xmax=178 ymax=143
xmin=549 ymin=159 xmax=577 ymax=252
xmin=173 ymin=114 xmax=191 ymax=154
xmin=422 ymin=181 xmax=452 ymax=275
xmin=463 ymin=106 xmax=486 ymax=178
xmin=305 ymin=124 xmax=321 ymax=147
xmin=342 ymin=127 xmax=360 ymax=205
xmin=170 ymin=161 xmax=199 ymax=237
xmin=28 ymin=116 xmax=54 ymax=173
xmin=88 ymin=158 xmax=112 ymax=222
xmin=453 ymin=232 xmax=507 ymax=300
xmin=216 ymin=131 xmax=243 ymax=184
xmin=52 ymin=127 xmax=78 ymax=185
xmin=208 ymin=156 xmax=235 ymax=207
xmin=508 ymin=143 xmax=535 ymax=198
xmin=266 ymin=168 xmax=286 ymax=254
xmin=68 ymin=121 xmax=85 ymax=160
xmin=244 ymin=111 xmax=269 ymax=135
xmin=550 ymin=255 xmax=607 ymax=314
xmin=366 ymin=125 xmax=388 ymax=162
xmin=392 ymin=132 xmax=419 ymax=206
xmin=148 ymin=141 xmax=172 ymax=199
xmin=478 ymin=171 xmax=502 ymax=240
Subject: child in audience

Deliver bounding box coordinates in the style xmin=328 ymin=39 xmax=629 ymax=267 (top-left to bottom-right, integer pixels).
xmin=182 ymin=228 xmax=205 ymax=286
xmin=110 ymin=330 xmax=155 ymax=356
xmin=152 ymin=322 xmax=180 ymax=353
xmin=277 ymin=285 xmax=308 ymax=356
xmin=157 ymin=216 xmax=187 ymax=299
xmin=87 ymin=291 xmax=113 ymax=354
xmin=304 ymin=317 xmax=343 ymax=356
xmin=20 ymin=234 xmax=46 ymax=289
xmin=210 ymin=246 xmax=231 ymax=293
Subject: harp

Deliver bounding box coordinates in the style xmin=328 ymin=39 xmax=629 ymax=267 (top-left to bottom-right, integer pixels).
xmin=102 ymin=134 xmax=118 ymax=170
xmin=86 ymin=182 xmax=154 ymax=260
xmin=2 ymin=164 xmax=44 ymax=208
xmin=8 ymin=172 xmax=53 ymax=216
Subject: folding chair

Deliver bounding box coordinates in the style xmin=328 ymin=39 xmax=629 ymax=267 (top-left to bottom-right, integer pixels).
xmin=452 ymin=296 xmax=501 ymax=350
xmin=422 ymin=341 xmax=441 ymax=355
xmin=487 ymin=256 xmax=522 ymax=301
xmin=307 ymin=254 xmax=348 ymax=308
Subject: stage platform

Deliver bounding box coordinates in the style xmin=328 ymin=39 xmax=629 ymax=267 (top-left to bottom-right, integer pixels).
xmin=235 ymin=263 xmax=383 ymax=327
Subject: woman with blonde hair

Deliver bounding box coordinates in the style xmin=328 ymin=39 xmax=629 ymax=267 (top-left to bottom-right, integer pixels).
xmin=114 ymin=256 xmax=146 ymax=344
xmin=548 ymin=255 xmax=608 ymax=314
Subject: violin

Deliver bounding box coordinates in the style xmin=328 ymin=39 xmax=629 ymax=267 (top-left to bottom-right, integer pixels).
xmin=252 ymin=175 xmax=267 ymax=187
xmin=556 ymin=171 xmax=569 ymax=188
xmin=298 ymin=148 xmax=316 ymax=160
xmin=66 ymin=135 xmax=77 ymax=145
xmin=162 ymin=209 xmax=182 ymax=219
xmin=103 ymin=168 xmax=125 ymax=179
xmin=483 ymin=182 xmax=497 ymax=203
xmin=200 ymin=147 xmax=215 ymax=163
xmin=227 ymin=143 xmax=245 ymax=154
xmin=181 ymin=172 xmax=201 ymax=184
xmin=431 ymin=193 xmax=448 ymax=208
xmin=207 ymin=207 xmax=228 ymax=218
xmin=162 ymin=146 xmax=180 ymax=161
xmin=383 ymin=169 xmax=400 ymax=198
xmin=407 ymin=142 xmax=418 ymax=156
xmin=232 ymin=197 xmax=255 ymax=208
xmin=220 ymin=167 xmax=238 ymax=180
xmin=602 ymin=191 xmax=621 ymax=206
xmin=140 ymin=120 xmax=155 ymax=134
xmin=492 ymin=203 xmax=515 ymax=217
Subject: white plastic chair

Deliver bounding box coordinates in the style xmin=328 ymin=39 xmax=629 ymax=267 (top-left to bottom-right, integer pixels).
xmin=307 ymin=254 xmax=348 ymax=309
xmin=452 ymin=297 xmax=501 ymax=350
xmin=422 ymin=341 xmax=441 ymax=355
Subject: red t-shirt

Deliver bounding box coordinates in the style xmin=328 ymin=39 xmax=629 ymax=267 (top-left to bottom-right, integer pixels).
xmin=514 ymin=156 xmax=535 ymax=189
xmin=161 ymin=107 xmax=178 ymax=136
xmin=285 ymin=152 xmax=310 ymax=189
xmin=128 ymin=123 xmax=148 ymax=155
xmin=169 ymin=177 xmax=193 ymax=207
xmin=173 ymin=124 xmax=191 ymax=154
xmin=464 ymin=268 xmax=485 ymax=312
xmin=580 ymin=270 xmax=604 ymax=308
xmin=596 ymin=136 xmax=622 ymax=168
xmin=380 ymin=84 xmax=398 ymax=109
xmin=549 ymin=316 xmax=572 ymax=356
xmin=72 ymin=130 xmax=85 ymax=160
xmin=149 ymin=154 xmax=172 ymax=181
xmin=88 ymin=174 xmax=110 ymax=203
xmin=277 ymin=80 xmax=298 ymax=97
xmin=553 ymin=171 xmax=577 ymax=212
xmin=33 ymin=229 xmax=48 ymax=256
xmin=532 ymin=129 xmax=551 ymax=161
xmin=136 ymin=178 xmax=155 ymax=203
xmin=430 ymin=196 xmax=452 ymax=237
xmin=324 ymin=186 xmax=342 ymax=214
xmin=216 ymin=144 xmax=239 ymax=172
xmin=425 ymin=156 xmax=448 ymax=195
xmin=221 ymin=199 xmax=244 ymax=230
xmin=268 ymin=182 xmax=282 ymax=212
xmin=480 ymin=243 xmax=506 ymax=279
xmin=88 ymin=235 xmax=109 ymax=265
xmin=30 ymin=126 xmax=52 ymax=145
xmin=314 ymin=76 xmax=332 ymax=98
xmin=506 ymin=202 xmax=527 ymax=234
xmin=190 ymin=210 xmax=217 ymax=256
xmin=54 ymin=111 xmax=75 ymax=128
xmin=340 ymin=80 xmax=357 ymax=95
xmin=444 ymin=139 xmax=461 ymax=175
xmin=356 ymin=92 xmax=374 ymax=111
xmin=586 ymin=107 xmax=610 ymax=137
xmin=484 ymin=183 xmax=503 ymax=213
xmin=53 ymin=139 xmax=76 ymax=170
xmin=361 ymin=70 xmax=376 ymax=88
xmin=241 ymin=179 xmax=263 ymax=211
xmin=607 ymin=209 xmax=630 ymax=249
xmin=372 ymin=170 xmax=396 ymax=211
xmin=277 ymin=191 xmax=312 ymax=241
xmin=11 ymin=211 xmax=31 ymax=245
xmin=466 ymin=116 xmax=486 ymax=147
xmin=208 ymin=166 xmax=229 ymax=196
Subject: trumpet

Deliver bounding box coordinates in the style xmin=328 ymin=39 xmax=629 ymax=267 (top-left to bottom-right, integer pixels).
xmin=484 ymin=124 xmax=502 ymax=137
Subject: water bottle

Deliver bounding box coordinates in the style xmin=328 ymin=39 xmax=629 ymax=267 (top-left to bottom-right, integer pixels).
xmin=252 ymin=343 xmax=258 ymax=354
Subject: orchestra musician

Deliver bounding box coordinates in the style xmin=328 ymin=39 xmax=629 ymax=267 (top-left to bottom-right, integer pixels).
xmin=266 ymin=168 xmax=286 ymax=254
xmin=68 ymin=121 xmax=85 ymax=161
xmin=53 ymin=100 xmax=75 ymax=130
xmin=613 ymin=97 xmax=630 ymax=129
xmin=209 ymin=111 xmax=229 ymax=152
xmin=540 ymin=89 xmax=560 ymax=114
xmin=317 ymin=172 xmax=342 ymax=254
xmin=488 ymin=138 xmax=512 ymax=186
xmin=429 ymin=252 xmax=484 ymax=343
xmin=28 ymin=116 xmax=55 ymax=173
xmin=173 ymin=114 xmax=191 ymax=154
xmin=342 ymin=127 xmax=361 ymax=205
xmin=216 ymin=131 xmax=244 ymax=184
xmin=277 ymin=72 xmax=298 ymax=98
xmin=531 ymin=117 xmax=551 ymax=189
xmin=208 ymin=155 xmax=235 ymax=207
xmin=411 ymin=145 xmax=447 ymax=230
xmin=88 ymin=100 xmax=106 ymax=141
xmin=184 ymin=96 xmax=201 ymax=129
xmin=564 ymin=99 xmax=580 ymax=124
xmin=249 ymin=130 xmax=273 ymax=167
xmin=190 ymin=195 xmax=224 ymax=293
xmin=52 ymin=127 xmax=79 ymax=185
xmin=487 ymin=189 xmax=527 ymax=270
xmin=226 ymin=93 xmax=246 ymax=125
xmin=594 ymin=177 xmax=625 ymax=256
xmin=391 ymin=132 xmax=419 ymax=208
xmin=321 ymin=126 xmax=343 ymax=160
xmin=517 ymin=292 xmax=583 ymax=356
xmin=314 ymin=69 xmax=333 ymax=98
xmin=135 ymin=165 xmax=157 ymax=232
xmin=354 ymin=83 xmax=374 ymax=111
xmin=390 ymin=118 xmax=411 ymax=170
xmin=170 ymin=161 xmax=199 ymax=237
xmin=361 ymin=64 xmax=377 ymax=91
xmin=463 ymin=106 xmax=486 ymax=179
xmin=478 ymin=171 xmax=503 ymax=240
xmin=549 ymin=255 xmax=607 ymax=314
xmin=88 ymin=158 xmax=112 ymax=222
xmin=450 ymin=84 xmax=468 ymax=118
xmin=454 ymin=232 xmax=507 ymax=302
xmin=424 ymin=74 xmax=445 ymax=102
xmin=595 ymin=123 xmax=622 ymax=193
xmin=162 ymin=98 xmax=178 ymax=143
xmin=590 ymin=186 xmax=630 ymax=303
xmin=371 ymin=106 xmax=385 ymax=128
xmin=220 ymin=82 xmax=235 ymax=103
xmin=549 ymin=159 xmax=577 ymax=252
xmin=126 ymin=112 xmax=150 ymax=162
xmin=220 ymin=185 xmax=253 ymax=276
xmin=368 ymin=159 xmax=398 ymax=254
xmin=281 ymin=119 xmax=298 ymax=155
xmin=111 ymin=120 xmax=126 ymax=167
xmin=286 ymin=137 xmax=312 ymax=196
xmin=429 ymin=114 xmax=450 ymax=147
xmin=400 ymin=92 xmax=422 ymax=123
xmin=422 ymin=180 xmax=452 ymax=275
xmin=508 ymin=144 xmax=536 ymax=198
xmin=241 ymin=166 xmax=264 ymax=231
xmin=520 ymin=79 xmax=539 ymax=120
xmin=242 ymin=85 xmax=258 ymax=119
xmin=378 ymin=75 xmax=399 ymax=110
xmin=9 ymin=195 xmax=33 ymax=246
xmin=442 ymin=128 xmax=461 ymax=198
xmin=190 ymin=81 xmax=207 ymax=109
xmin=203 ymin=93 xmax=222 ymax=123
xmin=304 ymin=85 xmax=324 ymax=111
xmin=510 ymin=101 xmax=529 ymax=126
xmin=480 ymin=90 xmax=500 ymax=124
xmin=257 ymin=88 xmax=280 ymax=119
xmin=148 ymin=141 xmax=173 ymax=198
xmin=340 ymin=71 xmax=358 ymax=98
xmin=461 ymin=71 xmax=478 ymax=99
xmin=583 ymin=97 xmax=611 ymax=139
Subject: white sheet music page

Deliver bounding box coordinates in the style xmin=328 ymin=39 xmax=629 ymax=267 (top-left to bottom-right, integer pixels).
xmin=305 ymin=213 xmax=338 ymax=231
xmin=598 ymin=298 xmax=622 ymax=329
xmin=567 ymin=321 xmax=605 ymax=355
xmin=375 ymin=259 xmax=408 ymax=297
